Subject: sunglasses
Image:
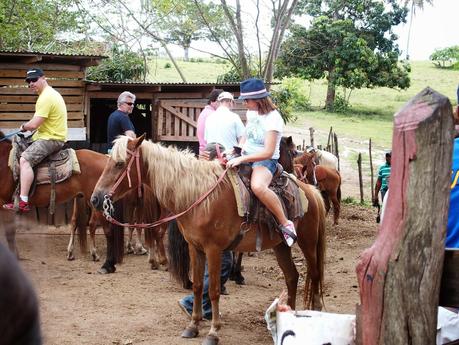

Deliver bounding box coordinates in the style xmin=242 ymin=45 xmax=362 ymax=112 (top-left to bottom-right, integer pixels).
xmin=26 ymin=77 xmax=39 ymax=84
xmin=124 ymin=102 xmax=135 ymax=106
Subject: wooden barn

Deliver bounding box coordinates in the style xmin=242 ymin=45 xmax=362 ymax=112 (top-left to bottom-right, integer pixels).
xmin=0 ymin=50 xmax=245 ymax=154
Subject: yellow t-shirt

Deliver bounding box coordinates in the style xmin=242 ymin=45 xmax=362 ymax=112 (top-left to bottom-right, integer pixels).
xmin=32 ymin=86 xmax=67 ymax=141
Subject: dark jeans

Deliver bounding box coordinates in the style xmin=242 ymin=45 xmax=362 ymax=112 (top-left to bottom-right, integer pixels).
xmin=180 ymin=251 xmax=233 ymax=319
xmin=381 ymin=187 xmax=388 ymax=201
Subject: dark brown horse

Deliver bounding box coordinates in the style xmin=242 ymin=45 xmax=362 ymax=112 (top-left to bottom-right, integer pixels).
xmin=294 ymin=151 xmax=341 ymax=225
xmin=91 ymin=135 xmax=326 ymax=345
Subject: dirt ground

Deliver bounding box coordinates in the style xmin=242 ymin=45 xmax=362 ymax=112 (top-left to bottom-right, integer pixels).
xmin=2 ymin=124 xmax=382 ymax=345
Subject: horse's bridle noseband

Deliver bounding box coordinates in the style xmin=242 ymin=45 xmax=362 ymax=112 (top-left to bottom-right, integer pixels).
xmin=107 ymin=147 xmax=143 ymax=199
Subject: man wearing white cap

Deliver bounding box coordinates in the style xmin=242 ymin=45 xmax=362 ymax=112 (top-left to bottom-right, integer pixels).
xmin=204 ymin=91 xmax=245 ymax=155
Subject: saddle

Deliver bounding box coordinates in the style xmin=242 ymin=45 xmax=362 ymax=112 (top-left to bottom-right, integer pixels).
xmin=227 ymin=163 xmax=308 ymax=251
xmin=8 ymin=134 xmax=81 ymax=213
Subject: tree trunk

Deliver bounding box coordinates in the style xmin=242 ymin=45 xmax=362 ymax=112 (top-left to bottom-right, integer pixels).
xmin=184 ymin=46 xmax=189 ymax=62
xmin=356 ymin=87 xmax=454 ymax=344
xmin=325 ymin=67 xmax=336 ymax=110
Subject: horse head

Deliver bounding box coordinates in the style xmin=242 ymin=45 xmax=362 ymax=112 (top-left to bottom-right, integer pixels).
xmin=91 ymin=134 xmax=146 ymax=211
xmin=294 ymin=152 xmax=316 ymax=183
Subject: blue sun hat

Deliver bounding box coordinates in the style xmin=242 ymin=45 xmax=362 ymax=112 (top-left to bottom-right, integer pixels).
xmin=239 ymin=78 xmax=270 ymax=100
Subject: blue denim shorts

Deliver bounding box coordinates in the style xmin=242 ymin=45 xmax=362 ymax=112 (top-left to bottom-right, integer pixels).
xmin=251 ymin=159 xmax=278 ymax=176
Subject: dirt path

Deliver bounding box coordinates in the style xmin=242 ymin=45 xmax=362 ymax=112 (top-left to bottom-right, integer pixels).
xmin=4 ymin=202 xmax=378 ymax=345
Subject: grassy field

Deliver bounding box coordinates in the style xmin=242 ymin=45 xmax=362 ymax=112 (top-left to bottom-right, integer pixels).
xmin=147 ymin=57 xmax=231 ymax=83
xmin=290 ymin=61 xmax=458 ymax=149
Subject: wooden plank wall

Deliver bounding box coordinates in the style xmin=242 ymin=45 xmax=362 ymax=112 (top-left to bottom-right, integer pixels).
xmin=0 ymin=63 xmax=86 ymax=131
xmin=157 ymin=99 xmax=247 ymax=142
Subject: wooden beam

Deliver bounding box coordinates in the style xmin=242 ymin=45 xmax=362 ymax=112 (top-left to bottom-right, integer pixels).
xmin=0 ymin=63 xmax=82 ymax=71
xmin=157 ymin=135 xmax=197 ymax=142
xmin=161 ymin=103 xmax=197 ymax=127
xmin=0 ymin=70 xmax=85 ymax=79
xmin=0 ymin=111 xmax=83 ymax=120
xmin=87 ymin=91 xmax=153 ymax=99
xmin=0 ymin=103 xmax=82 ymax=112
xmin=356 ymin=87 xmax=454 ymax=345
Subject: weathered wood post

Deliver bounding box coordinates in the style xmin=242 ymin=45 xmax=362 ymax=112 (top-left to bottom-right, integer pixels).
xmin=356 ymin=88 xmax=454 ymax=344
xmin=309 ymin=127 xmax=315 ymax=148
xmin=369 ymin=138 xmax=374 ymax=200
xmin=357 ymin=153 xmax=364 ymax=204
xmin=334 ymin=132 xmax=340 ymax=171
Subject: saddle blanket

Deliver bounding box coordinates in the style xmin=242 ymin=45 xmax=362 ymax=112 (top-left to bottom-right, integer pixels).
xmin=227 ymin=169 xmax=308 ymax=219
xmin=8 ymin=148 xmax=81 ymax=185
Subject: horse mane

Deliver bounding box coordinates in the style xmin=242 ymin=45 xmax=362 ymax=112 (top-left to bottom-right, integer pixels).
xmin=111 ymin=136 xmax=226 ymax=213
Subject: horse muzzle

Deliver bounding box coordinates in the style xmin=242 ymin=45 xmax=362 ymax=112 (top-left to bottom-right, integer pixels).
xmin=90 ymin=192 xmax=104 ymax=210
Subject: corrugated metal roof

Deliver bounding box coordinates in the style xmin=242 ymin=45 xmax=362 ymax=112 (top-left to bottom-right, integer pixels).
xmin=0 ymin=49 xmax=107 ymax=59
xmin=85 ymin=80 xmax=241 ymax=86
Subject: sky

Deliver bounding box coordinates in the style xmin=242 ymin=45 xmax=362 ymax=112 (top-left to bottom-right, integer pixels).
xmin=166 ymin=0 xmax=458 ymax=61
xmin=395 ymin=0 xmax=459 ymax=60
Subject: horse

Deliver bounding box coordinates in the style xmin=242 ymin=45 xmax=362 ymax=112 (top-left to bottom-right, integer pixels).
xmin=0 ymin=241 xmax=42 ymax=344
xmin=0 ymin=131 xmax=124 ymax=274
xmin=91 ymin=135 xmax=326 ymax=345
xmin=294 ymin=151 xmax=341 ymax=225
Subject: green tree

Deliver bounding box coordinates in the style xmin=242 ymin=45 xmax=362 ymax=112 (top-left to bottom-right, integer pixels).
xmin=86 ymin=45 xmax=147 ymax=82
xmin=429 ymin=46 xmax=459 ymax=68
xmin=276 ymin=0 xmax=410 ymax=110
xmin=0 ymin=0 xmax=80 ymax=51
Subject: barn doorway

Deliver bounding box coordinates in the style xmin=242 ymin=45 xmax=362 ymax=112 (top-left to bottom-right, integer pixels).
xmin=89 ymin=98 xmax=152 ymax=153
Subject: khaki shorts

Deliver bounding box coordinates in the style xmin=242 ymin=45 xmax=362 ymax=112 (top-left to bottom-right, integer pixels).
xmin=21 ymin=139 xmax=65 ymax=167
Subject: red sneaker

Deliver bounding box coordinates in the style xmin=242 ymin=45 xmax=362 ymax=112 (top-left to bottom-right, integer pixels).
xmin=3 ymin=200 xmax=31 ymax=213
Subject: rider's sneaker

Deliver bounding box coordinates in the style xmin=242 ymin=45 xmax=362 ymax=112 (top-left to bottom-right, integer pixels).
xmin=280 ymin=220 xmax=297 ymax=247
xmin=3 ymin=200 xmax=31 ymax=213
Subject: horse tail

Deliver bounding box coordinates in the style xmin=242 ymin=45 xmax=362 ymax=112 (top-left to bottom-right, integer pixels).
xmin=337 ymin=171 xmax=342 ymax=202
xmin=74 ymin=196 xmax=88 ymax=254
xmin=167 ymin=219 xmax=191 ymax=288
xmin=304 ymin=186 xmax=327 ymax=309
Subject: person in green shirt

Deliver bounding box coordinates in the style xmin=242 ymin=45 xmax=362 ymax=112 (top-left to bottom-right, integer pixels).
xmin=373 ymin=151 xmax=391 ymax=205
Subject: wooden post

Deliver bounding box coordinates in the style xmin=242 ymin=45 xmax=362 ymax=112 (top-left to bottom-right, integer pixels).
xmin=309 ymin=127 xmax=315 ymax=148
xmin=355 ymin=88 xmax=454 ymax=345
xmin=357 ymin=153 xmax=364 ymax=204
xmin=369 ymin=138 xmax=374 ymax=200
xmin=334 ymin=133 xmax=340 ymax=171
xmin=326 ymin=126 xmax=333 ymax=152
xmin=302 ymin=139 xmax=305 ymax=151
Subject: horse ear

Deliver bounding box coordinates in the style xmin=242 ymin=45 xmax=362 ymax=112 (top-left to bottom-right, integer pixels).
xmin=286 ymin=136 xmax=293 ymax=145
xmin=135 ymin=133 xmax=146 ymax=148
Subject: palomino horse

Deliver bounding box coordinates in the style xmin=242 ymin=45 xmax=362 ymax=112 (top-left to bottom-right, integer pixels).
xmin=91 ymin=135 xmax=326 ymax=345
xmin=294 ymin=151 xmax=341 ymax=225
xmin=0 ymin=131 xmax=124 ymax=273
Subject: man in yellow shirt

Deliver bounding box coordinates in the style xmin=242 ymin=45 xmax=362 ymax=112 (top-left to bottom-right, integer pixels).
xmin=3 ymin=68 xmax=68 ymax=212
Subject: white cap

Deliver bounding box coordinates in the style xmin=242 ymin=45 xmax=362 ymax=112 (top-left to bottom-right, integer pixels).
xmin=217 ymin=91 xmax=234 ymax=101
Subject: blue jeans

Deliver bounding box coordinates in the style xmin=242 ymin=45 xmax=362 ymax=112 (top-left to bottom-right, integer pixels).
xmin=251 ymin=159 xmax=278 ymax=176
xmin=180 ymin=251 xmax=233 ymax=319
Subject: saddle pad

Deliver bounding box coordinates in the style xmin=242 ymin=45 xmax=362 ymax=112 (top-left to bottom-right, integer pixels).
xmin=227 ymin=169 xmax=249 ymax=217
xmin=227 ymin=169 xmax=308 ymax=218
xmin=8 ymin=148 xmax=81 ymax=185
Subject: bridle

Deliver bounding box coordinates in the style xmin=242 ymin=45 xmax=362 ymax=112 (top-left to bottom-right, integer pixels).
xmin=102 ymin=144 xmax=229 ymax=229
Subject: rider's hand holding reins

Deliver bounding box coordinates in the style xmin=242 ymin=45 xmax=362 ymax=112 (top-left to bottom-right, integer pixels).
xmin=226 ymin=156 xmax=244 ymax=168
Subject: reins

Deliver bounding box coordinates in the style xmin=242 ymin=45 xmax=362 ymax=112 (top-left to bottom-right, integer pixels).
xmin=102 ymin=146 xmax=229 ymax=229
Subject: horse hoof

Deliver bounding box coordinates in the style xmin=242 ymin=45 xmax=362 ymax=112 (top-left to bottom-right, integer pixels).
xmin=67 ymin=255 xmax=75 ymax=261
xmin=92 ymin=254 xmax=100 ymax=262
xmin=97 ymin=266 xmax=116 ymax=274
xmin=181 ymin=326 xmax=199 ymax=338
xmin=202 ymin=334 xmax=219 ymax=345
xmin=135 ymin=247 xmax=148 ymax=255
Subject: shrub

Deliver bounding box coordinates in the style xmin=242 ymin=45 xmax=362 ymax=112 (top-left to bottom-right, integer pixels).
xmin=86 ymin=45 xmax=146 ymax=82
xmin=164 ymin=62 xmax=172 ymax=68
xmin=430 ymin=46 xmax=459 ymax=69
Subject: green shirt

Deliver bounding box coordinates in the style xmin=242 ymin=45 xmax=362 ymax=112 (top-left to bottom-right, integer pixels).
xmin=378 ymin=162 xmax=391 ymax=190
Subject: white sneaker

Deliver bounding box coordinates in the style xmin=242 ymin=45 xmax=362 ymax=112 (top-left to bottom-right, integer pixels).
xmin=281 ymin=220 xmax=297 ymax=247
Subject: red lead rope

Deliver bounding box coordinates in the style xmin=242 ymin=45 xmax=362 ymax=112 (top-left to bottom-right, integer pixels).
xmin=103 ymin=162 xmax=230 ymax=229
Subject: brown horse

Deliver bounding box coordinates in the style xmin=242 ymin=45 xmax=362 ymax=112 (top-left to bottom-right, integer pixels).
xmin=294 ymin=151 xmax=341 ymax=225
xmin=91 ymin=135 xmax=326 ymax=345
xmin=0 ymin=131 xmax=124 ymax=273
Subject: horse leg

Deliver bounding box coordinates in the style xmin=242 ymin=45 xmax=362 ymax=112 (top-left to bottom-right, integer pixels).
xmin=67 ymin=209 xmax=77 ymax=261
xmin=126 ymin=227 xmax=134 ymax=254
xmin=203 ymin=248 xmax=223 ymax=345
xmin=181 ymin=245 xmax=205 ymax=339
xmin=331 ymin=191 xmax=340 ymax=226
xmin=134 ymin=228 xmax=147 ymax=255
xmin=321 ymin=191 xmax=331 ymax=214
xmin=88 ymin=212 xmax=101 ymax=262
xmin=272 ymin=243 xmax=298 ymax=309
xmin=156 ymin=226 xmax=168 ymax=267
xmin=98 ymin=223 xmax=116 ymax=274
xmin=145 ymin=228 xmax=159 ymax=270
xmin=229 ymin=251 xmax=245 ymax=285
